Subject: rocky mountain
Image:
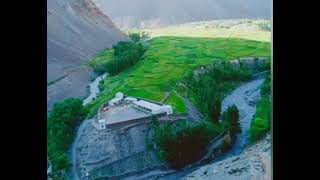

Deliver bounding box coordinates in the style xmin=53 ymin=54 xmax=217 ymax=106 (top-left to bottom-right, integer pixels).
xmin=184 ymin=134 xmax=271 ymax=180
xmin=93 ymin=0 xmax=271 ymax=29
xmin=47 ymin=0 xmax=127 ymax=110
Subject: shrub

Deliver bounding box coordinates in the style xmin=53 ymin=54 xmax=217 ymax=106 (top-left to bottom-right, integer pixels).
xmin=98 ymin=80 xmax=104 ymax=91
xmin=250 ymin=117 xmax=269 ymax=141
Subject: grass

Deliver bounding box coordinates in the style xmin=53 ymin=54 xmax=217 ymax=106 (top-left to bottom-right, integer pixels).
xmin=86 ymin=36 xmax=271 ymax=118
xmin=249 ymin=97 xmax=271 ymax=142
xmin=89 ymin=49 xmax=114 ymax=75
xmin=89 ymin=49 xmax=114 ymax=67
xmin=164 ymin=91 xmax=187 ymax=114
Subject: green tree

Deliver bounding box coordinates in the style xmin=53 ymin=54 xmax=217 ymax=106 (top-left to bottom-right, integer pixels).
xmin=47 ymin=98 xmax=86 ymax=172
xmin=222 ymin=105 xmax=240 ymax=137
xmin=129 ymin=32 xmax=141 ymax=43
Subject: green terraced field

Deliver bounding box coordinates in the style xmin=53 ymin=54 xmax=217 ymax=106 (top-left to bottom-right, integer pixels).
xmin=86 ymin=36 xmax=271 ymax=117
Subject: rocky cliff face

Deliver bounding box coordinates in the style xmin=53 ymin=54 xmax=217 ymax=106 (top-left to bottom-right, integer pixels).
xmin=47 ymin=0 xmax=127 ymax=110
xmin=73 ymin=118 xmax=164 ymax=179
xmin=184 ymin=134 xmax=271 ymax=180
xmin=93 ymin=0 xmax=271 ymax=29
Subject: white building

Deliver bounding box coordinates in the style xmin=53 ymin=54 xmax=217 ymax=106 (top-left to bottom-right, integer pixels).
xmin=124 ymin=97 xmax=137 ymax=104
xmin=133 ymin=100 xmax=173 ymax=115
xmin=109 ymin=92 xmax=124 ymax=106
xmin=98 ymin=119 xmax=106 ymax=129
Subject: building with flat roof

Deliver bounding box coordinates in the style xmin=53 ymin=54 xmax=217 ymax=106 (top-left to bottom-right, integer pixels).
xmin=96 ymin=93 xmax=174 ymax=130
xmin=124 ymin=97 xmax=137 ymax=104
xmin=133 ymin=100 xmax=173 ymax=115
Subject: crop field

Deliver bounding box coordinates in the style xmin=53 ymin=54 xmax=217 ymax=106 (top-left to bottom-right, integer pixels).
xmin=86 ymin=35 xmax=271 ymax=117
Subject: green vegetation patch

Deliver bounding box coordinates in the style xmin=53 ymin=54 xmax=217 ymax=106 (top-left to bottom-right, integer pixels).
xmin=250 ymin=73 xmax=271 ymax=142
xmin=89 ymin=49 xmax=114 ymax=75
xmin=47 ymin=98 xmax=86 ymax=172
xmin=86 ymin=36 xmax=270 ymax=118
xmin=164 ymin=91 xmax=187 ymax=114
xmin=185 ymin=62 xmax=253 ymax=122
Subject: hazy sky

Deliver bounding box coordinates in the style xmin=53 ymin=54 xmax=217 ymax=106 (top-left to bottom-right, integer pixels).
xmin=93 ymin=0 xmax=271 ymax=28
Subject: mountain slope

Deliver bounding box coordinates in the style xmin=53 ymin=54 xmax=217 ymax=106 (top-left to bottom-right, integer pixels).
xmin=93 ymin=0 xmax=271 ymax=29
xmin=184 ymin=134 xmax=271 ymax=180
xmin=47 ymin=0 xmax=127 ymax=110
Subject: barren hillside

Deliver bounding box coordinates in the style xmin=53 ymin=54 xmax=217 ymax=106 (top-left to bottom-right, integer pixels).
xmin=47 ymin=0 xmax=127 ymax=110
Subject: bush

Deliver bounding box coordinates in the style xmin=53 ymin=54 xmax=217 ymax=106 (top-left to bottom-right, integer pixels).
xmin=249 ymin=97 xmax=271 ymax=142
xmin=47 ymin=98 xmax=86 ymax=172
xmin=250 ymin=117 xmax=269 ymax=141
xmin=98 ymin=80 xmax=104 ymax=91
xmin=153 ymin=120 xmax=222 ymax=170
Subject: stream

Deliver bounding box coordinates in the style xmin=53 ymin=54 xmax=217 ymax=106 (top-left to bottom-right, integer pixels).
xmin=82 ymin=73 xmax=107 ymax=106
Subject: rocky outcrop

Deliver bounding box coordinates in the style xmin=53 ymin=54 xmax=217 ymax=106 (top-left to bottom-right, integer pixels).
xmin=73 ymin=118 xmax=165 ymax=179
xmin=47 ymin=0 xmax=127 ymax=110
xmin=184 ymin=134 xmax=271 ymax=180
xmin=93 ymin=0 xmax=271 ymax=29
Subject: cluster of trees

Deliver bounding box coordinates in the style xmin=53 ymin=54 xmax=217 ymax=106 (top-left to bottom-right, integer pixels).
xmin=152 ymin=118 xmax=222 ymax=170
xmin=185 ymin=62 xmax=252 ymax=122
xmin=92 ymin=32 xmax=147 ymax=76
xmin=128 ymin=31 xmax=149 ymax=43
xmin=47 ymin=98 xmax=87 ymax=172
xmin=106 ymin=41 xmax=146 ymax=75
xmin=152 ymin=105 xmax=241 ymax=170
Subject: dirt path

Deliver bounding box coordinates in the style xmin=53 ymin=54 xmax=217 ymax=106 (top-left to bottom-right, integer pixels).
xmin=179 ymin=95 xmax=203 ymax=122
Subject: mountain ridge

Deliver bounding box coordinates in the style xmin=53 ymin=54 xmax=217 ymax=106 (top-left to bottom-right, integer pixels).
xmin=93 ymin=0 xmax=271 ymax=29
xmin=47 ymin=0 xmax=127 ymax=110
